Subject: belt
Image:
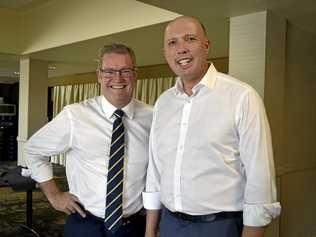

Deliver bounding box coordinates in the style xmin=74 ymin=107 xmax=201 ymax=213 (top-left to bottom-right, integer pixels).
xmin=86 ymin=209 xmax=145 ymax=226
xmin=166 ymin=208 xmax=242 ymax=223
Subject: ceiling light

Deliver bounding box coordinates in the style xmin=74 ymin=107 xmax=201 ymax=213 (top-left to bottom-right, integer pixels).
xmin=48 ymin=65 xmax=56 ymax=70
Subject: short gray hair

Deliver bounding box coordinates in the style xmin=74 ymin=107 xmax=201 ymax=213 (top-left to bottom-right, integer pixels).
xmin=98 ymin=43 xmax=136 ymax=68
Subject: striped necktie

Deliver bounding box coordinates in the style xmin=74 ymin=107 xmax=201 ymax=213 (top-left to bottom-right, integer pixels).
xmin=104 ymin=109 xmax=125 ymax=233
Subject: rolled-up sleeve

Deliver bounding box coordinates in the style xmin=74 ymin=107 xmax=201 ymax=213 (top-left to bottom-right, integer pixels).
xmin=237 ymin=89 xmax=281 ymax=226
xmin=142 ymin=109 xmax=162 ymax=210
xmin=243 ymin=203 xmax=281 ymax=226
xmin=24 ymin=107 xmax=72 ymax=183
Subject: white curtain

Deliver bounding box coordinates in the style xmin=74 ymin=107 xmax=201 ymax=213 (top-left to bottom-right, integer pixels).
xmin=133 ymin=77 xmax=176 ymax=105
xmin=50 ymin=77 xmax=176 ymax=165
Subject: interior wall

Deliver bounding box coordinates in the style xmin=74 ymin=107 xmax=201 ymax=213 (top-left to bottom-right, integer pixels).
xmin=280 ymin=169 xmax=316 ymax=237
xmin=284 ymin=23 xmax=316 ymax=170
xmin=264 ymin=11 xmax=287 ymax=173
xmin=48 ymin=57 xmax=229 ymax=87
xmin=0 ymin=8 xmax=21 ymax=54
xmin=280 ymin=22 xmax=316 ymax=237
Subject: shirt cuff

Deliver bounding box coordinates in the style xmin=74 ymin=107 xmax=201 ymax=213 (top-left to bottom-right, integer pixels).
xmin=243 ymin=202 xmax=281 ymax=226
xmin=30 ymin=163 xmax=54 ymax=183
xmin=142 ymin=192 xmax=161 ymax=210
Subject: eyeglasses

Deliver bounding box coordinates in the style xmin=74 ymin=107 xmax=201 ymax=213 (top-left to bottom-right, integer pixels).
xmin=99 ymin=68 xmax=135 ymax=78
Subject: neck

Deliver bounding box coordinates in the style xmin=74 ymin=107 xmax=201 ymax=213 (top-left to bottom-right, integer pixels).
xmin=182 ymin=64 xmax=209 ymax=96
xmin=182 ymin=80 xmax=197 ymax=96
xmin=103 ymin=95 xmax=132 ymax=109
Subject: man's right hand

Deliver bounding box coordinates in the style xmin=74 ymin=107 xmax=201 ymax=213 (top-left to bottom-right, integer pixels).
xmin=49 ymin=191 xmax=86 ymax=217
xmin=39 ymin=179 xmax=86 ymax=218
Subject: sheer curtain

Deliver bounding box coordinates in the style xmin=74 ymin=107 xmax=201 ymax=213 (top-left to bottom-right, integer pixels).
xmin=50 ymin=77 xmax=176 ymax=165
xmin=133 ymin=77 xmax=176 ymax=105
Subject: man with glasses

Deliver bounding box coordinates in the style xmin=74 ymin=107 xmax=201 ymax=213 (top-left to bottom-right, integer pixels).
xmin=25 ymin=43 xmax=152 ymax=237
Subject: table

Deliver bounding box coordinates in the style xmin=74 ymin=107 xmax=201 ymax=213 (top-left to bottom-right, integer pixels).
xmin=0 ymin=166 xmax=39 ymax=237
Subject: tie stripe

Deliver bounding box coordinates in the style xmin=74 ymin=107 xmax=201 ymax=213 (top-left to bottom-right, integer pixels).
xmin=111 ymin=131 xmax=125 ymax=148
xmin=108 ymin=213 xmax=123 ymax=230
xmin=109 ymin=144 xmax=124 ymax=159
xmin=112 ymin=121 xmax=123 ymax=135
xmin=108 ymin=165 xmax=123 ymax=181
xmin=106 ymin=192 xmax=122 ymax=209
xmin=104 ymin=109 xmax=125 ymax=233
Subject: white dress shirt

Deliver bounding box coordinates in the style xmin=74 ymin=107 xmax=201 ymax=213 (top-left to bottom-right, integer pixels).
xmin=25 ymin=96 xmax=152 ymax=218
xmin=143 ymin=64 xmax=281 ymax=226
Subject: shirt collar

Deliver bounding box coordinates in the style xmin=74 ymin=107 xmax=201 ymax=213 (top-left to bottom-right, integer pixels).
xmin=174 ymin=63 xmax=217 ymax=96
xmin=100 ymin=96 xmax=135 ymax=120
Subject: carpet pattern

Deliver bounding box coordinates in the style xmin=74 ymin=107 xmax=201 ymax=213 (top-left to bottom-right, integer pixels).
xmin=0 ymin=161 xmax=67 ymax=237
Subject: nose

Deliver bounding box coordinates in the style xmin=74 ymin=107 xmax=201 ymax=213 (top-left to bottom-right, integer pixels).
xmin=176 ymin=41 xmax=189 ymax=55
xmin=113 ymin=71 xmax=122 ymax=77
xmin=111 ymin=71 xmax=125 ymax=80
xmin=111 ymin=73 xmax=125 ymax=83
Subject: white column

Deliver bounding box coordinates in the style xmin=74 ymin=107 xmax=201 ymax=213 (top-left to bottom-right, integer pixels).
xmin=17 ymin=57 xmax=48 ymax=166
xmin=229 ymin=11 xmax=267 ymax=98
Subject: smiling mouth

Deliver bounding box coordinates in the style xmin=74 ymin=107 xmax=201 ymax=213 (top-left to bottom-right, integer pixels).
xmin=110 ymin=85 xmax=126 ymax=89
xmin=176 ymin=58 xmax=193 ymax=66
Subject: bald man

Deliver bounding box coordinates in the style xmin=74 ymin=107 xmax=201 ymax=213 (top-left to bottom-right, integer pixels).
xmin=143 ymin=16 xmax=281 ymax=237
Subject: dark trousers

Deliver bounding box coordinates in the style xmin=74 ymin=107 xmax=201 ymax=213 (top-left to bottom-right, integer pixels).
xmin=64 ymin=211 xmax=145 ymax=237
xmin=160 ymin=207 xmax=243 ymax=237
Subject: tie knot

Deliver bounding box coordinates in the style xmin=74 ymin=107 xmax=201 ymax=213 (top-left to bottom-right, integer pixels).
xmin=113 ymin=109 xmax=124 ymax=119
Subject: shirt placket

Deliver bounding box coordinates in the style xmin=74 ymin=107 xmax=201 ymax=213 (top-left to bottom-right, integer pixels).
xmin=174 ymin=96 xmax=192 ymax=211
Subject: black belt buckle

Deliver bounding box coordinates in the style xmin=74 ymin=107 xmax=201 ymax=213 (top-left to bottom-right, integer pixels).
xmin=200 ymin=214 xmax=216 ymax=222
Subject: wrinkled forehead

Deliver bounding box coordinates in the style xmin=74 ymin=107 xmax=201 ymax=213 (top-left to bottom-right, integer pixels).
xmin=101 ymin=53 xmax=134 ymax=68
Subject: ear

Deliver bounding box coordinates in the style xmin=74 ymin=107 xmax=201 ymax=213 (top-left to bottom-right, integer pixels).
xmin=96 ymin=69 xmax=102 ymax=83
xmin=162 ymin=47 xmax=168 ymax=60
xmin=204 ymin=39 xmax=211 ymax=53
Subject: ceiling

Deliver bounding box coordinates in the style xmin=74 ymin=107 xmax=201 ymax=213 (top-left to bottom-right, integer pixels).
xmin=0 ymin=0 xmax=315 ymax=83
xmin=0 ymin=0 xmax=53 ymax=11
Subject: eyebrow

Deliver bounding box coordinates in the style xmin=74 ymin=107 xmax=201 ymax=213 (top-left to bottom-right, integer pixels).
xmin=166 ymin=37 xmax=176 ymax=41
xmin=166 ymin=33 xmax=197 ymax=39
xmin=184 ymin=34 xmax=197 ymax=37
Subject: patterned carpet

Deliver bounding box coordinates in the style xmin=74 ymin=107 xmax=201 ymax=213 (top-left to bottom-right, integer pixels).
xmin=0 ymin=161 xmax=67 ymax=237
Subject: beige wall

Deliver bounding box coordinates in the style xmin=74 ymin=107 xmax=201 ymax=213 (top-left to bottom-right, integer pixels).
xmin=0 ymin=8 xmax=21 ymax=54
xmin=264 ymin=11 xmax=287 ymax=172
xmin=284 ymin=23 xmax=316 ymax=170
xmin=280 ymin=169 xmax=316 ymax=237
xmin=279 ymin=22 xmax=316 ymax=237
